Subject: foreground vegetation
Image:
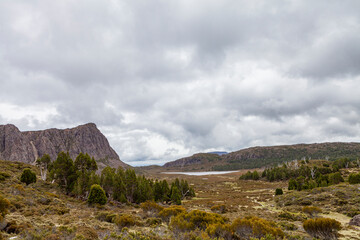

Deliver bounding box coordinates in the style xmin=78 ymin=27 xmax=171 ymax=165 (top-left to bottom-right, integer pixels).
xmin=1 ymin=155 xmax=360 ymax=239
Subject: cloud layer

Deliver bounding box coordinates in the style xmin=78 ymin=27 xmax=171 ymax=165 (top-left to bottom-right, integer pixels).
xmin=1 ymin=0 xmax=360 ymax=166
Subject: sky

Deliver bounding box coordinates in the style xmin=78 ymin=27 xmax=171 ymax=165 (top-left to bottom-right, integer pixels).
xmin=1 ymin=0 xmax=360 ymax=166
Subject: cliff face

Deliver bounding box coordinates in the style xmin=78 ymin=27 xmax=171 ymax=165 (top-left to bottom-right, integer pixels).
xmin=0 ymin=123 xmax=127 ymax=169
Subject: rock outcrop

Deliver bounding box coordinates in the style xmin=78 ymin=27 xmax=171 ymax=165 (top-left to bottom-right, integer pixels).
xmin=0 ymin=123 xmax=127 ymax=169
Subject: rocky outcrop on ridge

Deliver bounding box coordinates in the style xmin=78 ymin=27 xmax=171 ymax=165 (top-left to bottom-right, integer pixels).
xmin=0 ymin=123 xmax=127 ymax=169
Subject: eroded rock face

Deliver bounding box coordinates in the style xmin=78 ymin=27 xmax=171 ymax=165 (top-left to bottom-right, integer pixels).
xmin=0 ymin=123 xmax=127 ymax=169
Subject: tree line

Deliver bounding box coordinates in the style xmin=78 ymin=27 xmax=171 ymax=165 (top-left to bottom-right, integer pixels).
xmin=33 ymin=152 xmax=195 ymax=205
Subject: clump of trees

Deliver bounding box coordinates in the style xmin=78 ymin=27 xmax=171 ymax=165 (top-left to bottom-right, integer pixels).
xmin=39 ymin=152 xmax=195 ymax=205
xmin=20 ymin=168 xmax=37 ymax=185
xmin=239 ymin=170 xmax=260 ymax=180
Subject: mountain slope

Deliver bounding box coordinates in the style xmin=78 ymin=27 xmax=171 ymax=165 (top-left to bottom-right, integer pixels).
xmin=0 ymin=123 xmax=127 ymax=169
xmin=163 ymin=142 xmax=360 ymax=171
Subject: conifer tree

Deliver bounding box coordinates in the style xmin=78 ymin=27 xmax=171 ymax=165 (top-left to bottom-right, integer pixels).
xmin=49 ymin=152 xmax=77 ymax=194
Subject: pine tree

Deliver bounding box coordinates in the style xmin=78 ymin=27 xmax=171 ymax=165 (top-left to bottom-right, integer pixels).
xmin=170 ymin=185 xmax=181 ymax=205
xmin=49 ymin=152 xmax=77 ymax=194
xmin=100 ymin=166 xmax=116 ymax=198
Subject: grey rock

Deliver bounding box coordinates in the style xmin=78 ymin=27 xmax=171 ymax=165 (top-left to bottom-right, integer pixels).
xmin=0 ymin=123 xmax=127 ymax=169
xmin=349 ymin=214 xmax=360 ymax=226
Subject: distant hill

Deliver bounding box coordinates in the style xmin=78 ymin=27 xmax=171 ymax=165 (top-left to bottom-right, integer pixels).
xmin=162 ymin=142 xmax=360 ymax=171
xmin=0 ymin=123 xmax=127 ymax=169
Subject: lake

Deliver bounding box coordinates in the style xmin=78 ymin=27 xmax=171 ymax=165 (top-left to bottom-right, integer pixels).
xmin=161 ymin=171 xmax=239 ymax=176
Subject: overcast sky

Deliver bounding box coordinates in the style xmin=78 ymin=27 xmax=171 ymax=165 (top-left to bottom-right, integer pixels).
xmin=1 ymin=0 xmax=360 ymax=166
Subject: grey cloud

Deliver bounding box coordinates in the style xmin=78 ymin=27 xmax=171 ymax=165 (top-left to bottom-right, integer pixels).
xmin=1 ymin=0 xmax=360 ymax=165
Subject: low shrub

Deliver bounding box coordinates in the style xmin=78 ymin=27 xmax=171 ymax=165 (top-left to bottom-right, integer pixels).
xmin=158 ymin=205 xmax=186 ymax=222
xmin=170 ymin=210 xmax=228 ymax=232
xmin=95 ymin=211 xmax=117 ymax=223
xmin=88 ymin=184 xmax=107 ymax=205
xmin=0 ymin=195 xmax=10 ymax=221
xmin=140 ymin=201 xmax=164 ymax=216
xmin=210 ymin=204 xmax=227 ymax=214
xmin=75 ymin=226 xmax=99 ymax=240
xmin=0 ymin=172 xmax=10 ymax=181
xmin=349 ymin=173 xmax=360 ymax=184
xmin=145 ymin=217 xmax=162 ymax=227
xmin=206 ymin=223 xmax=232 ymax=239
xmin=114 ymin=214 xmax=137 ymax=229
xmin=303 ymin=218 xmax=341 ymax=239
xmin=230 ymin=216 xmax=284 ymax=239
xmin=20 ymin=168 xmax=36 ymax=185
xmin=302 ymin=206 xmax=322 ymax=217
xmin=278 ymin=212 xmax=304 ymax=221
xmin=275 ymin=188 xmax=283 ymax=195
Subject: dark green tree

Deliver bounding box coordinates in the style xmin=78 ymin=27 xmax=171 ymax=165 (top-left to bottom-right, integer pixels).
xmin=113 ymin=167 xmax=127 ymax=203
xmin=124 ymin=169 xmax=138 ymax=203
xmin=88 ymin=184 xmax=107 ymax=205
xmin=49 ymin=152 xmax=77 ymax=194
xmin=20 ymin=168 xmax=36 ymax=185
xmin=100 ymin=166 xmax=116 ymax=198
xmin=170 ymin=185 xmax=181 ymax=205
xmin=73 ymin=153 xmax=98 ymax=197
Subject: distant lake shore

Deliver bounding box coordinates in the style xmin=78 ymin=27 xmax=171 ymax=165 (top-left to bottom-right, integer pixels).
xmin=161 ymin=171 xmax=239 ymax=176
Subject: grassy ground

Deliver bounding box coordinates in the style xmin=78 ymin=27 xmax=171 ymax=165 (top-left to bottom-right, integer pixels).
xmin=1 ymin=160 xmax=360 ymax=239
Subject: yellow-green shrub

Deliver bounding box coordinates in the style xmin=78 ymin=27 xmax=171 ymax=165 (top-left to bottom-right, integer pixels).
xmin=206 ymin=223 xmax=232 ymax=239
xmin=302 ymin=206 xmax=322 ymax=217
xmin=95 ymin=211 xmax=117 ymax=223
xmin=230 ymin=216 xmax=284 ymax=239
xmin=170 ymin=210 xmax=228 ymax=232
xmin=210 ymin=204 xmax=226 ymax=214
xmin=114 ymin=214 xmax=137 ymax=229
xmin=140 ymin=201 xmax=164 ymax=216
xmin=158 ymin=205 xmax=186 ymax=222
xmin=303 ymin=218 xmax=341 ymax=239
xmin=0 ymin=195 xmax=10 ymax=222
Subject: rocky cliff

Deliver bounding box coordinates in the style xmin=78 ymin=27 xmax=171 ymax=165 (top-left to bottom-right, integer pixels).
xmin=0 ymin=123 xmax=127 ymax=169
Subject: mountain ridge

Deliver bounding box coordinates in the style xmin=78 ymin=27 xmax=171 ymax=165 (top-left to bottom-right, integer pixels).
xmin=162 ymin=142 xmax=360 ymax=171
xmin=0 ymin=123 xmax=127 ymax=169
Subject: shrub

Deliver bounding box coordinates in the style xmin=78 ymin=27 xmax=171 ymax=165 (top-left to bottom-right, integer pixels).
xmin=0 ymin=172 xmax=10 ymax=182
xmin=206 ymin=223 xmax=232 ymax=239
xmin=158 ymin=205 xmax=186 ymax=222
xmin=230 ymin=216 xmax=284 ymax=239
xmin=0 ymin=195 xmax=10 ymax=221
xmin=349 ymin=173 xmax=360 ymax=184
xmin=303 ymin=218 xmax=341 ymax=239
xmin=95 ymin=211 xmax=117 ymax=223
xmin=114 ymin=214 xmax=137 ymax=229
xmin=170 ymin=210 xmax=227 ymax=232
xmin=145 ymin=217 xmax=162 ymax=227
xmin=211 ymin=204 xmax=227 ymax=214
xmin=140 ymin=201 xmax=164 ymax=216
xmin=275 ymin=188 xmax=283 ymax=195
xmin=302 ymin=206 xmax=322 ymax=217
xmin=20 ymin=168 xmax=36 ymax=185
xmin=328 ymin=172 xmax=344 ymax=185
xmin=88 ymin=184 xmax=107 ymax=205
